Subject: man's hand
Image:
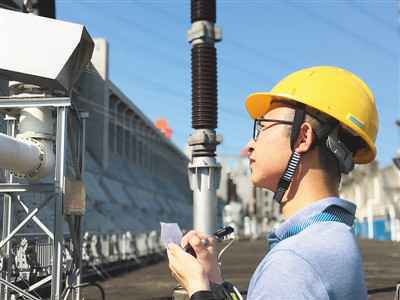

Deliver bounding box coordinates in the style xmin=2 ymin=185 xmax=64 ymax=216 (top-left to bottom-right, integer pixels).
xmin=167 ymin=243 xmax=210 ymax=297
xmin=181 ymin=230 xmax=223 ymax=284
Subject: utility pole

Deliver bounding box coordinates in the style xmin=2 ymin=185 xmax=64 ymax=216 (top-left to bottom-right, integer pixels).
xmin=187 ymin=0 xmax=222 ymax=236
xmin=173 ymin=2 xmax=222 ymax=299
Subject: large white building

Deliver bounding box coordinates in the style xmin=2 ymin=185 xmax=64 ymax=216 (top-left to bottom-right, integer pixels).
xmin=341 ymin=162 xmax=400 ymax=241
xmin=219 ymin=155 xmax=400 ymax=241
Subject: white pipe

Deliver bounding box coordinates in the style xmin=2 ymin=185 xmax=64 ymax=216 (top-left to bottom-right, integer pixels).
xmin=0 ymin=99 xmax=55 ymax=180
xmin=0 ymin=133 xmax=54 ymax=180
xmin=0 ymin=133 xmax=42 ymax=175
xmin=18 ymin=107 xmax=55 ymax=180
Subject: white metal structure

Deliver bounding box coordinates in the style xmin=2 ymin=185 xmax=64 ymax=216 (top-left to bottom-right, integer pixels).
xmin=0 ymin=97 xmax=70 ymax=300
xmin=0 ymin=8 xmax=93 ymax=300
xmin=0 ymin=9 xmax=192 ymax=300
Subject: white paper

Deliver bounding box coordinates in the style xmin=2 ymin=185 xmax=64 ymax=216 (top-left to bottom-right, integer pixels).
xmin=160 ymin=222 xmax=183 ymax=247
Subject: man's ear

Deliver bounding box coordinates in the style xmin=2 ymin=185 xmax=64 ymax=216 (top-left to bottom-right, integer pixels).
xmin=294 ymin=122 xmax=315 ymax=154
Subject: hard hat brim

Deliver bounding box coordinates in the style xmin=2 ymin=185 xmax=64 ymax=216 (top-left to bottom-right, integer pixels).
xmin=246 ymin=92 xmax=291 ymax=119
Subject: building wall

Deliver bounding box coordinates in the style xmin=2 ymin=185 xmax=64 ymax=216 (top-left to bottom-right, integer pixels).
xmin=340 ymin=162 xmax=400 ymax=241
xmin=219 ymin=156 xmax=400 ymax=241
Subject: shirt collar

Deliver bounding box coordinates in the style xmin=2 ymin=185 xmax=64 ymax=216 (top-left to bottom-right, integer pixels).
xmin=273 ymin=197 xmax=356 ymax=240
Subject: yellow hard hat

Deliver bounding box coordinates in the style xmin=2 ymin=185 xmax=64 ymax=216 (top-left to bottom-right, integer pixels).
xmin=245 ymin=66 xmax=378 ymax=164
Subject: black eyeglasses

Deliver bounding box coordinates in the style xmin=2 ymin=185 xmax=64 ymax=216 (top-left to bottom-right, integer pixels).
xmin=253 ymin=118 xmax=293 ymax=140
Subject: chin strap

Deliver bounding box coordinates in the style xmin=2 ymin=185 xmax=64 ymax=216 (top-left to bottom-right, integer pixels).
xmin=273 ymin=151 xmax=302 ymax=203
xmin=273 ymin=106 xmax=305 ymax=203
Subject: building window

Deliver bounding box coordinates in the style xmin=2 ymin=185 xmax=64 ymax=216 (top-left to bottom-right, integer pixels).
xmin=131 ymin=134 xmax=136 ymax=163
xmin=124 ymin=127 xmax=130 ymax=159
xmin=116 ymin=123 xmax=123 ymax=156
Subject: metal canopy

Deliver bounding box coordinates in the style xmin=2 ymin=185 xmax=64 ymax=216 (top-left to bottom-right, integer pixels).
xmin=0 ymin=1 xmax=24 ymax=11
xmin=0 ymin=8 xmax=94 ymax=93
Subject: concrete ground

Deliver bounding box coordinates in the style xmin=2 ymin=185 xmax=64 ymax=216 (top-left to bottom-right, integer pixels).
xmin=81 ymin=239 xmax=400 ymax=300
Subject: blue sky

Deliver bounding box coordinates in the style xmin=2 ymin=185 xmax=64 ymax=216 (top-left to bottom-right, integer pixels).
xmin=56 ymin=0 xmax=398 ymax=167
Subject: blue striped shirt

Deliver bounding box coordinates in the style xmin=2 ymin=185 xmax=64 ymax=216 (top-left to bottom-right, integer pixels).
xmin=247 ymin=197 xmax=367 ymax=300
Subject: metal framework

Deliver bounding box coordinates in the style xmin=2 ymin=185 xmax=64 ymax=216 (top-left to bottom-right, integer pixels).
xmin=0 ymin=97 xmax=73 ymax=300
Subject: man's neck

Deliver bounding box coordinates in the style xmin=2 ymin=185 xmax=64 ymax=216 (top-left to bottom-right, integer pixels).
xmin=280 ymin=169 xmax=339 ymax=219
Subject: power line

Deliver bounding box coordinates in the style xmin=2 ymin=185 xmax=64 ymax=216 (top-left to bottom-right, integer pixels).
xmin=75 ymin=87 xmax=246 ymax=154
xmin=224 ymin=39 xmax=296 ymax=70
xmin=285 ymin=0 xmax=397 ymax=61
xmin=83 ymin=64 xmax=250 ymax=132
xmin=134 ymin=1 xmax=187 ymax=26
xmin=107 ymin=12 xmax=274 ymax=85
xmin=120 ymin=66 xmax=249 ymax=122
xmin=110 ymin=37 xmax=187 ymax=70
xmin=76 ymin=2 xmax=274 ymax=83
xmin=348 ymin=0 xmax=397 ymax=33
xmin=106 ymin=28 xmax=271 ymax=96
xmin=74 ymin=3 xmax=256 ymax=122
xmin=68 ymin=2 xmax=265 ymax=154
xmin=76 ymin=1 xmax=286 ymax=82
xmin=74 ymin=89 xmax=194 ymax=154
xmin=133 ymin=1 xmax=296 ymax=70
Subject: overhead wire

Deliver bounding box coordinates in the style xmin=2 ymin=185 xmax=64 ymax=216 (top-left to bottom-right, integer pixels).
xmin=72 ymin=88 xmax=179 ymax=141
xmin=108 ymin=41 xmax=253 ymax=123
xmin=100 ymin=65 xmax=249 ymax=128
xmin=102 ymin=1 xmax=397 ymax=158
xmin=223 ymin=39 xmax=296 ymax=70
xmin=79 ymin=6 xmax=273 ymax=108
xmin=134 ymin=1 xmax=395 ymax=69
xmin=74 ymin=87 xmax=247 ymax=155
xmin=80 ymin=69 xmax=192 ymax=137
xmin=284 ymin=0 xmax=397 ymax=61
xmin=77 ymin=1 xmax=396 ymax=79
xmin=71 ymin=2 xmax=287 ymax=154
xmin=76 ymin=1 xmax=277 ymax=85
xmin=74 ymin=3 xmax=253 ymax=125
xmin=114 ymin=65 xmax=249 ymax=123
xmin=132 ymin=1 xmax=296 ymax=70
xmin=348 ymin=0 xmax=397 ymax=33
xmin=75 ymin=75 xmax=247 ymax=155
xmin=73 ymin=91 xmax=193 ymax=176
xmin=86 ymin=42 xmax=249 ymax=128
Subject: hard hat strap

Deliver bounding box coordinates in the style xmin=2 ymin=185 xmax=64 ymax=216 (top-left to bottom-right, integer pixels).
xmin=273 ymin=151 xmax=302 ymax=203
xmin=274 ymin=107 xmax=305 ymax=203
xmin=289 ymin=106 xmax=306 ymax=151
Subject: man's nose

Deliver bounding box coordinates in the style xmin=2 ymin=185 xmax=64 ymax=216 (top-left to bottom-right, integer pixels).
xmin=245 ymin=139 xmax=255 ymax=157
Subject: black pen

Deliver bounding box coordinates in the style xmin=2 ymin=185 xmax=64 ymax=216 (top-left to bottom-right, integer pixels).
xmin=184 ymin=226 xmax=234 ymax=257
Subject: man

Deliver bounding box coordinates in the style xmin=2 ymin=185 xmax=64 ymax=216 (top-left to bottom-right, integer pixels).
xmin=167 ymin=66 xmax=378 ymax=300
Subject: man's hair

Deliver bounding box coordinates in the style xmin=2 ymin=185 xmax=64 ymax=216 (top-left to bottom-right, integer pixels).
xmin=304 ymin=114 xmax=342 ymax=187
